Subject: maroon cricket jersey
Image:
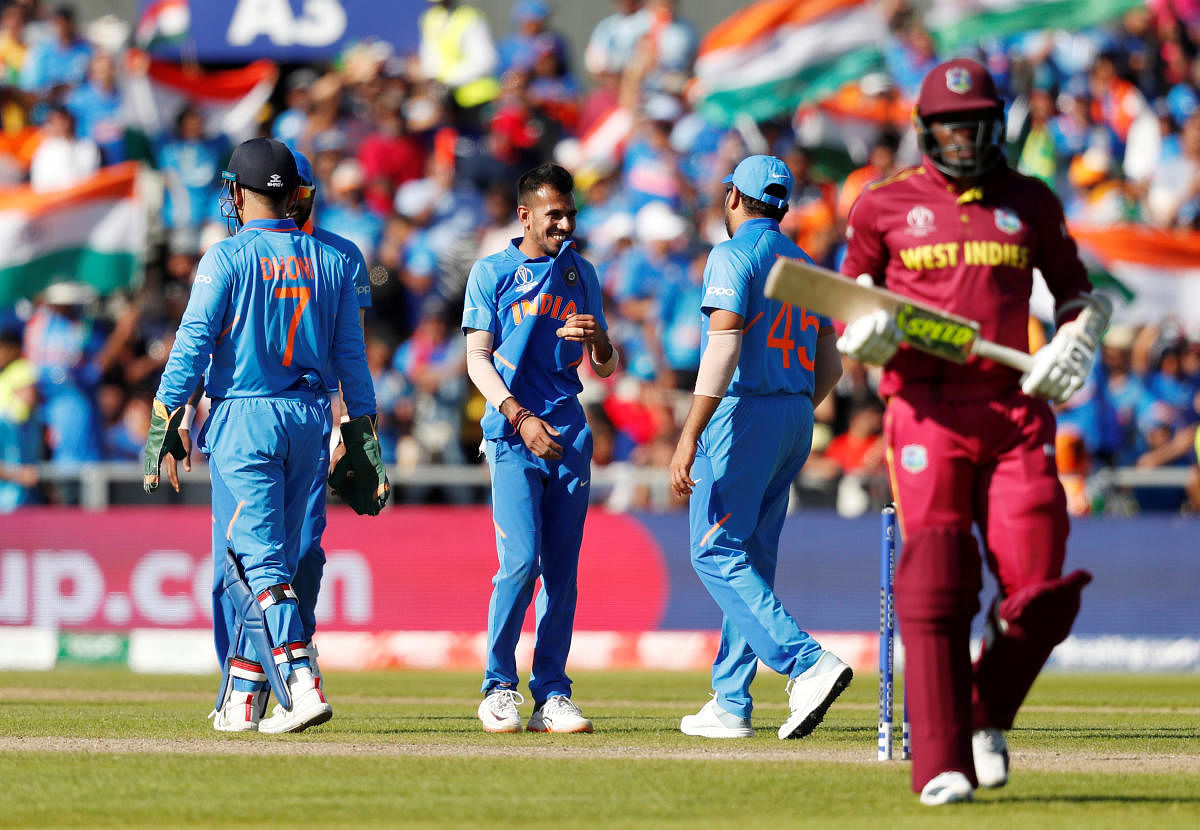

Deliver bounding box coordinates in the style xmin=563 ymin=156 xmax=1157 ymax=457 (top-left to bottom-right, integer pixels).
xmin=842 ymin=158 xmax=1092 ymax=399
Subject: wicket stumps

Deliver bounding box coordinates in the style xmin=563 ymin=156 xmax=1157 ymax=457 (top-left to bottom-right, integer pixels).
xmin=877 ymin=503 xmax=911 ymax=761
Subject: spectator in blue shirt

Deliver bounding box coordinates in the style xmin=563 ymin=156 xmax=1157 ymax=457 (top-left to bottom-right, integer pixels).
xmin=20 ymin=6 xmax=91 ymax=94
xmin=156 ymin=107 xmax=231 ymax=232
xmin=499 ymin=0 xmax=569 ymax=77
xmin=66 ymin=52 xmax=125 ymax=164
xmin=272 ymin=69 xmax=317 ymax=150
xmin=319 ymin=159 xmax=384 ymax=264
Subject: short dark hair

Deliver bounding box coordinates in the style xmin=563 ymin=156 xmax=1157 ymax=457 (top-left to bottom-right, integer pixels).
xmin=738 ymin=183 xmax=788 ymax=221
xmin=242 ymin=186 xmax=292 ymax=216
xmin=518 ymin=163 xmax=574 ymax=206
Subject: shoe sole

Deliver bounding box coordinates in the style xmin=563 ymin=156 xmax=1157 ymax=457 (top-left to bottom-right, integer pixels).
xmin=920 ymin=792 xmax=974 ymax=806
xmin=680 ymin=723 xmax=753 ymax=738
xmin=777 ymin=666 xmax=853 ymax=740
xmin=211 ymin=722 xmax=257 ymax=733
xmin=260 ymin=706 xmax=333 ymax=734
xmin=480 ymin=721 xmax=523 ymax=733
xmin=527 ymin=721 xmax=594 ymax=733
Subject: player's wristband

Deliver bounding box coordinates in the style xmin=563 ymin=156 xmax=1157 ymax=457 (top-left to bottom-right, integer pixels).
xmin=179 ymin=404 xmax=196 ymax=431
xmin=591 ymin=343 xmax=619 ymax=376
xmin=509 ymin=407 xmax=534 ymax=434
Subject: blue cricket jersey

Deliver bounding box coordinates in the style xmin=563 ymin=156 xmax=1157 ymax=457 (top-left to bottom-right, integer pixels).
xmin=311 ymin=225 xmax=372 ymax=395
xmin=155 ymin=218 xmax=375 ymax=419
xmin=461 ymin=238 xmax=606 ymax=440
xmin=701 ymin=218 xmax=829 ymax=398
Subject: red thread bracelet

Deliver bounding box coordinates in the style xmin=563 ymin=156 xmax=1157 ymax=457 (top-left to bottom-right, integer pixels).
xmin=510 ymin=408 xmax=534 ymax=434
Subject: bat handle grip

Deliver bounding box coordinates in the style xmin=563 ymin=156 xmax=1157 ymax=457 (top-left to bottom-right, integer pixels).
xmin=971 ymin=339 xmax=1035 ymax=374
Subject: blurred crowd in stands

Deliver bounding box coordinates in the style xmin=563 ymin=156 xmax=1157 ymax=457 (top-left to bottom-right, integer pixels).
xmin=0 ymin=0 xmax=1198 ymax=515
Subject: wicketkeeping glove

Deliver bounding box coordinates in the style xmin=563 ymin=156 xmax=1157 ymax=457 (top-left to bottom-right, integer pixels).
xmin=328 ymin=414 xmax=390 ymax=516
xmin=143 ymin=399 xmax=187 ymax=493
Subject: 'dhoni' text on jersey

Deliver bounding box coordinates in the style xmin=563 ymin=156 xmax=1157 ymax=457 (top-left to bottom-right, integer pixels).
xmin=157 ymin=219 xmax=373 ymax=411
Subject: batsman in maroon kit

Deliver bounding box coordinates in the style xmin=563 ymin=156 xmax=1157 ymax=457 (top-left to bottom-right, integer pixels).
xmin=838 ymin=58 xmax=1107 ymax=806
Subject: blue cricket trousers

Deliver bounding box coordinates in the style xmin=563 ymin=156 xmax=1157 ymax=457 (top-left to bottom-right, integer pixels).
xmin=481 ymin=404 xmax=592 ymax=703
xmin=688 ymin=393 xmax=824 ymax=718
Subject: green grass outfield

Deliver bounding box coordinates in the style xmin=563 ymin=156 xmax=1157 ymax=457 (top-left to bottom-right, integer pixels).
xmin=1 ymin=669 xmax=1197 ymax=828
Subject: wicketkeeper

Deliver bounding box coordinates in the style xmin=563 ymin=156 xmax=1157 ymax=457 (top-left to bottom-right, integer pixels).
xmin=144 ymin=138 xmax=386 ymax=734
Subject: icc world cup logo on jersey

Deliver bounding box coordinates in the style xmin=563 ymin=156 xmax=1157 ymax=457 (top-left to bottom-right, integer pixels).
xmin=515 ymin=264 xmax=536 ymax=293
xmin=906 ymin=206 xmax=935 ymax=237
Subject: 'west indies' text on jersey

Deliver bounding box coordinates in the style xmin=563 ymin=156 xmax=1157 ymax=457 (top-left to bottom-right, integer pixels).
xmin=842 ymin=159 xmax=1091 ymax=398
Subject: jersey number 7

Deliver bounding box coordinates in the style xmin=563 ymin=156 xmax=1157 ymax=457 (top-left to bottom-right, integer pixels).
xmin=274 ymin=285 xmax=311 ymax=367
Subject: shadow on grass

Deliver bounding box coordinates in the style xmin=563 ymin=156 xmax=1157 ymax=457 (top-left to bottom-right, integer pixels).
xmin=1018 ymin=726 xmax=1199 ymax=741
xmin=988 ymin=795 xmax=1200 ymax=805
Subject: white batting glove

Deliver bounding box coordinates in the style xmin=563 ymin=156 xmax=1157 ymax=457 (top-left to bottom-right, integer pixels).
xmin=1020 ymin=320 xmax=1095 ymax=403
xmin=838 ymin=308 xmax=901 ymax=365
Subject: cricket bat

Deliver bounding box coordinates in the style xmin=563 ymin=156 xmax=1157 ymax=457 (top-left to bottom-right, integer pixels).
xmin=765 ymin=258 xmax=1035 ymax=373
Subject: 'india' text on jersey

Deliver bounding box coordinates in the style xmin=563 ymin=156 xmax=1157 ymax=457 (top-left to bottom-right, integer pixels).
xmin=462 ymin=238 xmax=606 ymax=439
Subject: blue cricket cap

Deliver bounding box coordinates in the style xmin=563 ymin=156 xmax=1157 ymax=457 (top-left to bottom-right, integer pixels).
xmin=722 ymin=154 xmax=792 ymax=209
xmin=291 ymin=147 xmax=315 ymax=188
xmin=512 ymin=0 xmax=550 ymax=21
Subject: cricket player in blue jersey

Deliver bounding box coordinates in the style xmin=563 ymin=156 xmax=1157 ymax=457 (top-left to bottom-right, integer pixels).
xmin=288 ymin=149 xmax=373 ymax=688
xmin=462 ymin=163 xmax=619 ymax=733
xmin=202 ymin=149 xmax=376 ymax=698
xmin=144 ymin=138 xmax=387 ymax=734
xmin=668 ymin=155 xmax=851 ymax=740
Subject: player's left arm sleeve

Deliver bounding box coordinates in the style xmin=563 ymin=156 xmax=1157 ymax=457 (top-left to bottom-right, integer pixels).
xmin=465 ymin=328 xmax=514 ymax=408
xmin=331 ymin=255 xmax=377 ymax=419
xmin=461 ymin=261 xmax=500 ymax=338
xmin=1035 ymin=190 xmax=1093 ymax=326
xmin=349 ymin=245 xmax=372 ymax=310
xmin=693 ymin=327 xmax=741 ymax=398
xmin=700 ymin=244 xmax=750 ymax=318
xmin=155 ymin=248 xmax=229 ymax=410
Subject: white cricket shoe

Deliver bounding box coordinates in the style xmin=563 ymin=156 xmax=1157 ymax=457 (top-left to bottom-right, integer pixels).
xmin=307 ymin=641 xmax=323 ymax=693
xmin=680 ymin=697 xmax=753 ymax=738
xmin=526 ymin=695 xmax=594 ymax=733
xmin=778 ymin=651 xmax=853 ymax=740
xmin=258 ymin=667 xmax=332 ymax=734
xmin=920 ymin=771 xmax=974 ymax=806
xmin=208 ymin=689 xmax=263 ymax=732
xmin=478 ymin=686 xmax=525 ymax=733
xmin=973 ymin=728 xmax=1010 ymax=788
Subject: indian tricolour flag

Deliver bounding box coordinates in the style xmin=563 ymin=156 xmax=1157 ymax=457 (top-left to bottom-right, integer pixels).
xmin=0 ymin=163 xmax=147 ymax=307
xmin=135 ymin=0 xmax=191 ymax=50
xmin=695 ymin=0 xmax=888 ymax=128
xmin=926 ymin=0 xmax=1146 ymax=51
xmin=1071 ymin=225 xmax=1200 ymax=332
xmin=123 ymin=51 xmax=277 ymax=143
